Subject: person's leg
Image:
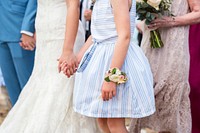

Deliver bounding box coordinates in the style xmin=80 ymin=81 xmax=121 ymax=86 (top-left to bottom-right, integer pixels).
xmin=8 ymin=42 xmax=34 ymax=89
xmin=0 ymin=42 xmax=21 ymax=105
xmin=97 ymin=118 xmax=110 ymax=133
xmin=107 ymin=118 xmax=128 ymax=133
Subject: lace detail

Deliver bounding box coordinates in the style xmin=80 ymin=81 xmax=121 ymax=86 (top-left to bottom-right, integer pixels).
xmin=129 ymin=0 xmax=191 ymax=132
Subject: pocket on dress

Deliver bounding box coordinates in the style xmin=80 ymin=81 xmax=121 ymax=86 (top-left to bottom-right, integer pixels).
xmin=11 ymin=1 xmax=27 ymax=15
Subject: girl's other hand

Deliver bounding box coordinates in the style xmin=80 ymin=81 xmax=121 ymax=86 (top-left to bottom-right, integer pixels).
xmin=101 ymin=81 xmax=117 ymax=101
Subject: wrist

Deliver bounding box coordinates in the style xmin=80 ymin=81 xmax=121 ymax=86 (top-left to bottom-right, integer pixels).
xmin=171 ymin=16 xmax=179 ymax=27
xmin=104 ymin=68 xmax=128 ymax=84
xmin=62 ymin=49 xmax=73 ymax=55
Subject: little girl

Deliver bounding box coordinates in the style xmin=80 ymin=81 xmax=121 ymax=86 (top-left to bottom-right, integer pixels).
xmin=73 ymin=0 xmax=156 ymax=132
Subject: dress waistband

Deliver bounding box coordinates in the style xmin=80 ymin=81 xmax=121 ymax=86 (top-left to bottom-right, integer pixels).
xmin=77 ymin=41 xmax=98 ymax=72
xmin=92 ymin=37 xmax=117 ymax=45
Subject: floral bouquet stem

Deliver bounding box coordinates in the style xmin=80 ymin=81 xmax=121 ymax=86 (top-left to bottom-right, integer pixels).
xmin=150 ymin=29 xmax=164 ymax=48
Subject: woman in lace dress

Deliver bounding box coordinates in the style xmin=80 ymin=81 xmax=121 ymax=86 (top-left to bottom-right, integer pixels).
xmin=0 ymin=0 xmax=100 ymax=132
xmin=130 ymin=0 xmax=200 ymax=133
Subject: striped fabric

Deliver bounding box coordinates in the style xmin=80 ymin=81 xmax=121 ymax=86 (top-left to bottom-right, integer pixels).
xmin=73 ymin=0 xmax=155 ymax=118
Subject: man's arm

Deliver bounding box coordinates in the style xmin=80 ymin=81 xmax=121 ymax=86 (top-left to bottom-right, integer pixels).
xmin=21 ymin=0 xmax=37 ymax=33
xmin=20 ymin=0 xmax=37 ymax=51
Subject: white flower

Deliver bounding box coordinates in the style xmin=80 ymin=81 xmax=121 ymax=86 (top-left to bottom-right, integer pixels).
xmin=136 ymin=0 xmax=144 ymax=3
xmin=115 ymin=69 xmax=121 ymax=75
xmin=147 ymin=0 xmax=162 ymax=10
xmin=109 ymin=74 xmax=119 ymax=83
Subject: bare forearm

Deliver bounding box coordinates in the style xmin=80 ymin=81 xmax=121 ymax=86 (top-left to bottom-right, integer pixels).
xmin=63 ymin=3 xmax=80 ymax=53
xmin=110 ymin=37 xmax=130 ymax=69
xmin=174 ymin=11 xmax=200 ymax=26
xmin=174 ymin=0 xmax=200 ymax=26
xmin=110 ymin=0 xmax=130 ymax=69
xmin=77 ymin=36 xmax=93 ymax=61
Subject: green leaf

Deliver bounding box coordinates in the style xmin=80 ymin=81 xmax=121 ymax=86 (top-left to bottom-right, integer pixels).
xmin=112 ymin=68 xmax=116 ymax=74
xmin=104 ymin=77 xmax=110 ymax=82
xmin=151 ymin=14 xmax=156 ymax=20
xmin=145 ymin=19 xmax=151 ymax=25
xmin=146 ymin=12 xmax=151 ymax=18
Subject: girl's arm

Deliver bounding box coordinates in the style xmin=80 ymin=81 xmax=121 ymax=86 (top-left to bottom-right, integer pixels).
xmin=101 ymin=0 xmax=131 ymax=101
xmin=109 ymin=0 xmax=131 ymax=69
xmin=58 ymin=0 xmax=80 ymax=77
xmin=77 ymin=36 xmax=93 ymax=63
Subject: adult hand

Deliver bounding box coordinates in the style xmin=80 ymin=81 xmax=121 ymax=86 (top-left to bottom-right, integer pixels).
xmin=84 ymin=9 xmax=92 ymax=21
xmin=147 ymin=16 xmax=176 ymax=30
xmin=58 ymin=51 xmax=79 ymax=78
xmin=20 ymin=34 xmax=36 ymax=51
xmin=136 ymin=21 xmax=144 ymax=33
xmin=101 ymin=81 xmax=117 ymax=101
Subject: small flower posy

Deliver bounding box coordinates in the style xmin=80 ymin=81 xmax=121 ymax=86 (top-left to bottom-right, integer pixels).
xmin=104 ymin=68 xmax=128 ymax=84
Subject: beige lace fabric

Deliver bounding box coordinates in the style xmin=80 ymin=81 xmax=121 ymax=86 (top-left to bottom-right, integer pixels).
xmin=129 ymin=0 xmax=192 ymax=133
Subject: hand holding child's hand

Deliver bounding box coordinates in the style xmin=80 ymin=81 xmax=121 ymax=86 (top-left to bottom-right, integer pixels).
xmin=58 ymin=51 xmax=79 ymax=78
xmin=101 ymin=81 xmax=116 ymax=101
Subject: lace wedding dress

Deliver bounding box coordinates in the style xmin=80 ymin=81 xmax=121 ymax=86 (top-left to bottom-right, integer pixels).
xmin=0 ymin=0 xmax=100 ymax=132
xmin=129 ymin=0 xmax=191 ymax=133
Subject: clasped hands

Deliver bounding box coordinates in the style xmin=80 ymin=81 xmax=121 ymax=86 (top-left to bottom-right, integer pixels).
xmin=20 ymin=33 xmax=36 ymax=51
xmin=58 ymin=51 xmax=79 ymax=78
xmin=58 ymin=51 xmax=117 ymax=101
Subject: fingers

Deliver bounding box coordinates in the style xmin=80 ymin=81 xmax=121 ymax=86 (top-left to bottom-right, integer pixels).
xmin=61 ymin=62 xmax=67 ymax=72
xmin=109 ymin=92 xmax=113 ymax=99
xmin=102 ymin=91 xmax=113 ymax=101
xmin=57 ymin=53 xmax=79 ymax=77
xmin=112 ymin=90 xmax=116 ymax=97
xmin=20 ymin=41 xmax=35 ymax=51
xmin=20 ymin=35 xmax=36 ymax=51
xmin=65 ymin=69 xmax=71 ymax=78
xmin=147 ymin=23 xmax=160 ymax=30
xmin=101 ymin=88 xmax=116 ymax=101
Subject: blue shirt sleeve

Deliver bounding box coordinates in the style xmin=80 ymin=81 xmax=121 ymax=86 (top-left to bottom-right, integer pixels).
xmin=21 ymin=0 xmax=37 ymax=33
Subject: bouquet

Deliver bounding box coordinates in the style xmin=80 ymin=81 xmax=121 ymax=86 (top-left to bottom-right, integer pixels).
xmin=136 ymin=0 xmax=173 ymax=48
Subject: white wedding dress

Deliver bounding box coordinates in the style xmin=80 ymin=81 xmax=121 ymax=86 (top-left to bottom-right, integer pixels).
xmin=0 ymin=0 xmax=100 ymax=133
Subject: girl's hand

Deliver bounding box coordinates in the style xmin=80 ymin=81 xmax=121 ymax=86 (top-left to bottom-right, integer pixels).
xmin=101 ymin=81 xmax=117 ymax=101
xmin=58 ymin=51 xmax=79 ymax=77
xmin=148 ymin=16 xmax=176 ymax=30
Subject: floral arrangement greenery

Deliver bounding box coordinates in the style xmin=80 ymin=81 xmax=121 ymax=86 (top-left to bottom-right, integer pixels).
xmin=136 ymin=0 xmax=173 ymax=48
xmin=104 ymin=68 xmax=128 ymax=84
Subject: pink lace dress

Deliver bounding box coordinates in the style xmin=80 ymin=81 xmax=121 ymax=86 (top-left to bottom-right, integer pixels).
xmin=130 ymin=0 xmax=191 ymax=132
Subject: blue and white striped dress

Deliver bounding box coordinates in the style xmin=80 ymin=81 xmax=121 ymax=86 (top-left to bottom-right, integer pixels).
xmin=73 ymin=0 xmax=155 ymax=118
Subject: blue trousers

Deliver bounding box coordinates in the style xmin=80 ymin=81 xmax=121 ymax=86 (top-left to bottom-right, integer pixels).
xmin=0 ymin=42 xmax=34 ymax=105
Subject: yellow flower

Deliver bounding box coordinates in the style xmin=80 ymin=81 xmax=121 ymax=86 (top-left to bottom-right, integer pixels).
xmin=147 ymin=0 xmax=162 ymax=10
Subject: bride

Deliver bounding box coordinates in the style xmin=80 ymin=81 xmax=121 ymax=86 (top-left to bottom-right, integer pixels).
xmin=0 ymin=0 xmax=100 ymax=132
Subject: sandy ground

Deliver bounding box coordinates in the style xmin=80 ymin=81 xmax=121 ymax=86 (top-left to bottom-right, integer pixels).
xmin=0 ymin=86 xmax=11 ymax=125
